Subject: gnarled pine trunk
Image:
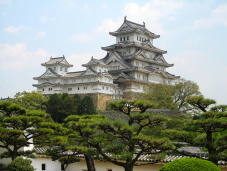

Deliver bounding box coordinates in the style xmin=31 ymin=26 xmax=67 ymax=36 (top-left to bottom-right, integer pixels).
xmin=85 ymin=154 xmax=96 ymax=171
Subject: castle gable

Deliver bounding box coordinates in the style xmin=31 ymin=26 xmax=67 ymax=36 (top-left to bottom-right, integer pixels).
xmin=118 ymin=22 xmax=133 ymax=32
xmin=115 ymin=72 xmax=129 ymax=80
xmin=42 ymin=56 xmax=73 ymax=67
xmin=83 ymin=57 xmax=108 ymax=67
xmin=36 ymin=68 xmax=60 ymax=79
xmin=154 ymin=55 xmax=168 ymax=64
xmin=138 ymin=50 xmax=148 ymax=59
xmin=61 ymin=58 xmax=70 ymax=65
xmin=81 ymin=68 xmax=97 ymax=76
xmin=142 ymin=41 xmax=155 ymax=50
xmin=145 ymin=43 xmax=153 ymax=49
xmin=105 ymin=52 xmax=131 ymax=69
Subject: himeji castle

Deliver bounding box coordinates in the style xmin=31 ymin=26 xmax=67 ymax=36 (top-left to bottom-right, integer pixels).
xmin=33 ymin=17 xmax=179 ymax=110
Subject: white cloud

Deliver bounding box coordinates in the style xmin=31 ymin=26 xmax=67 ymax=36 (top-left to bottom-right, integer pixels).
xmin=4 ymin=25 xmax=29 ymax=34
xmin=123 ymin=1 xmax=184 ymax=34
xmin=35 ymin=31 xmax=46 ymax=38
xmin=40 ymin=16 xmax=55 ymax=23
xmin=0 ymin=43 xmax=52 ymax=70
xmin=193 ymin=4 xmax=227 ymax=28
xmin=97 ymin=1 xmax=184 ymax=35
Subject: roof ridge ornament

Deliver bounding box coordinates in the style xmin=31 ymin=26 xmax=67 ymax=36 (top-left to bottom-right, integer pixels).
xmin=143 ymin=21 xmax=145 ymax=26
xmin=124 ymin=16 xmax=127 ymax=21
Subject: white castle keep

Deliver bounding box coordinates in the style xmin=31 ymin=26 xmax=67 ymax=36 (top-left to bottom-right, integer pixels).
xmin=33 ymin=18 xmax=179 ymax=110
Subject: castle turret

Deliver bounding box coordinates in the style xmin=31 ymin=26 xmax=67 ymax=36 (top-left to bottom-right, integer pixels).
xmin=41 ymin=55 xmax=73 ymax=75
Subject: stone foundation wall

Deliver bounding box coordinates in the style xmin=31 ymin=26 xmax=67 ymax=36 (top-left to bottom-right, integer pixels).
xmin=96 ymin=93 xmax=113 ymax=111
xmin=123 ymin=92 xmax=143 ymax=100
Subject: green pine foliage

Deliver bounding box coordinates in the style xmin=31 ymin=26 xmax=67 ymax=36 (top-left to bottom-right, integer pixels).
xmin=0 ymin=101 xmax=57 ymax=160
xmin=46 ymin=94 xmax=96 ymax=122
xmin=73 ymin=94 xmax=83 ymax=115
xmin=65 ymin=100 xmax=173 ymax=171
xmin=46 ymin=93 xmax=77 ymax=123
xmin=7 ymin=157 xmax=35 ymax=171
xmin=159 ymin=158 xmax=220 ymax=171
xmin=163 ymin=96 xmax=227 ymax=165
xmin=80 ymin=96 xmax=96 ymax=115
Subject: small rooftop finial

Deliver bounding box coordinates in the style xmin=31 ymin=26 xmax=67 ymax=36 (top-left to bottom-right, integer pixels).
xmin=91 ymin=56 xmax=93 ymax=59
xmin=50 ymin=56 xmax=52 ymax=59
xmin=63 ymin=55 xmax=65 ymax=58
xmin=143 ymin=21 xmax=145 ymax=26
xmin=124 ymin=16 xmax=127 ymax=21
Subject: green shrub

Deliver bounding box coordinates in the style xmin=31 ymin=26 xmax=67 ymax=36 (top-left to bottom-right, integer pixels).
xmin=159 ymin=158 xmax=220 ymax=171
xmin=7 ymin=157 xmax=35 ymax=171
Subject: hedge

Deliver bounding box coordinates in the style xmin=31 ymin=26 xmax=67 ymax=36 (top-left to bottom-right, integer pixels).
xmin=159 ymin=158 xmax=220 ymax=171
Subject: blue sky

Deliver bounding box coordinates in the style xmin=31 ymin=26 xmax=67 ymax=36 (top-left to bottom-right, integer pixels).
xmin=0 ymin=0 xmax=226 ymax=105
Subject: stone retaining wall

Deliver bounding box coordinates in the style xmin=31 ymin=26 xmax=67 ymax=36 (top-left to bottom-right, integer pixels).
xmin=98 ymin=110 xmax=182 ymax=121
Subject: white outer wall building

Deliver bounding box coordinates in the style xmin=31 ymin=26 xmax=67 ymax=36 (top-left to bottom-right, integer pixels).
xmin=31 ymin=156 xmax=164 ymax=171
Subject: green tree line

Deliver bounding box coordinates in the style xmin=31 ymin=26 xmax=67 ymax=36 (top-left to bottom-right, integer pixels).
xmin=1 ymin=79 xmax=227 ymax=171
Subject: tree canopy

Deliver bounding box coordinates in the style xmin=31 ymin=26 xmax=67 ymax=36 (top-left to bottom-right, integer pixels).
xmin=10 ymin=91 xmax=48 ymax=111
xmin=80 ymin=96 xmax=96 ymax=115
xmin=65 ymin=99 xmax=173 ymax=171
xmin=7 ymin=157 xmax=35 ymax=171
xmin=46 ymin=94 xmax=96 ymax=122
xmin=44 ymin=116 xmax=97 ymax=171
xmin=164 ymin=96 xmax=227 ymax=165
xmin=0 ymin=101 xmax=57 ymax=160
xmin=143 ymin=79 xmax=201 ymax=113
xmin=46 ymin=93 xmax=77 ymax=123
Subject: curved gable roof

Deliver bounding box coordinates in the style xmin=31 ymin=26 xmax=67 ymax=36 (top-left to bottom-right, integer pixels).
xmin=82 ymin=56 xmax=108 ymax=67
xmin=42 ymin=56 xmax=73 ymax=67
xmin=109 ymin=18 xmax=160 ymax=39
xmin=33 ymin=68 xmax=61 ymax=80
xmin=105 ymin=51 xmax=135 ymax=69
